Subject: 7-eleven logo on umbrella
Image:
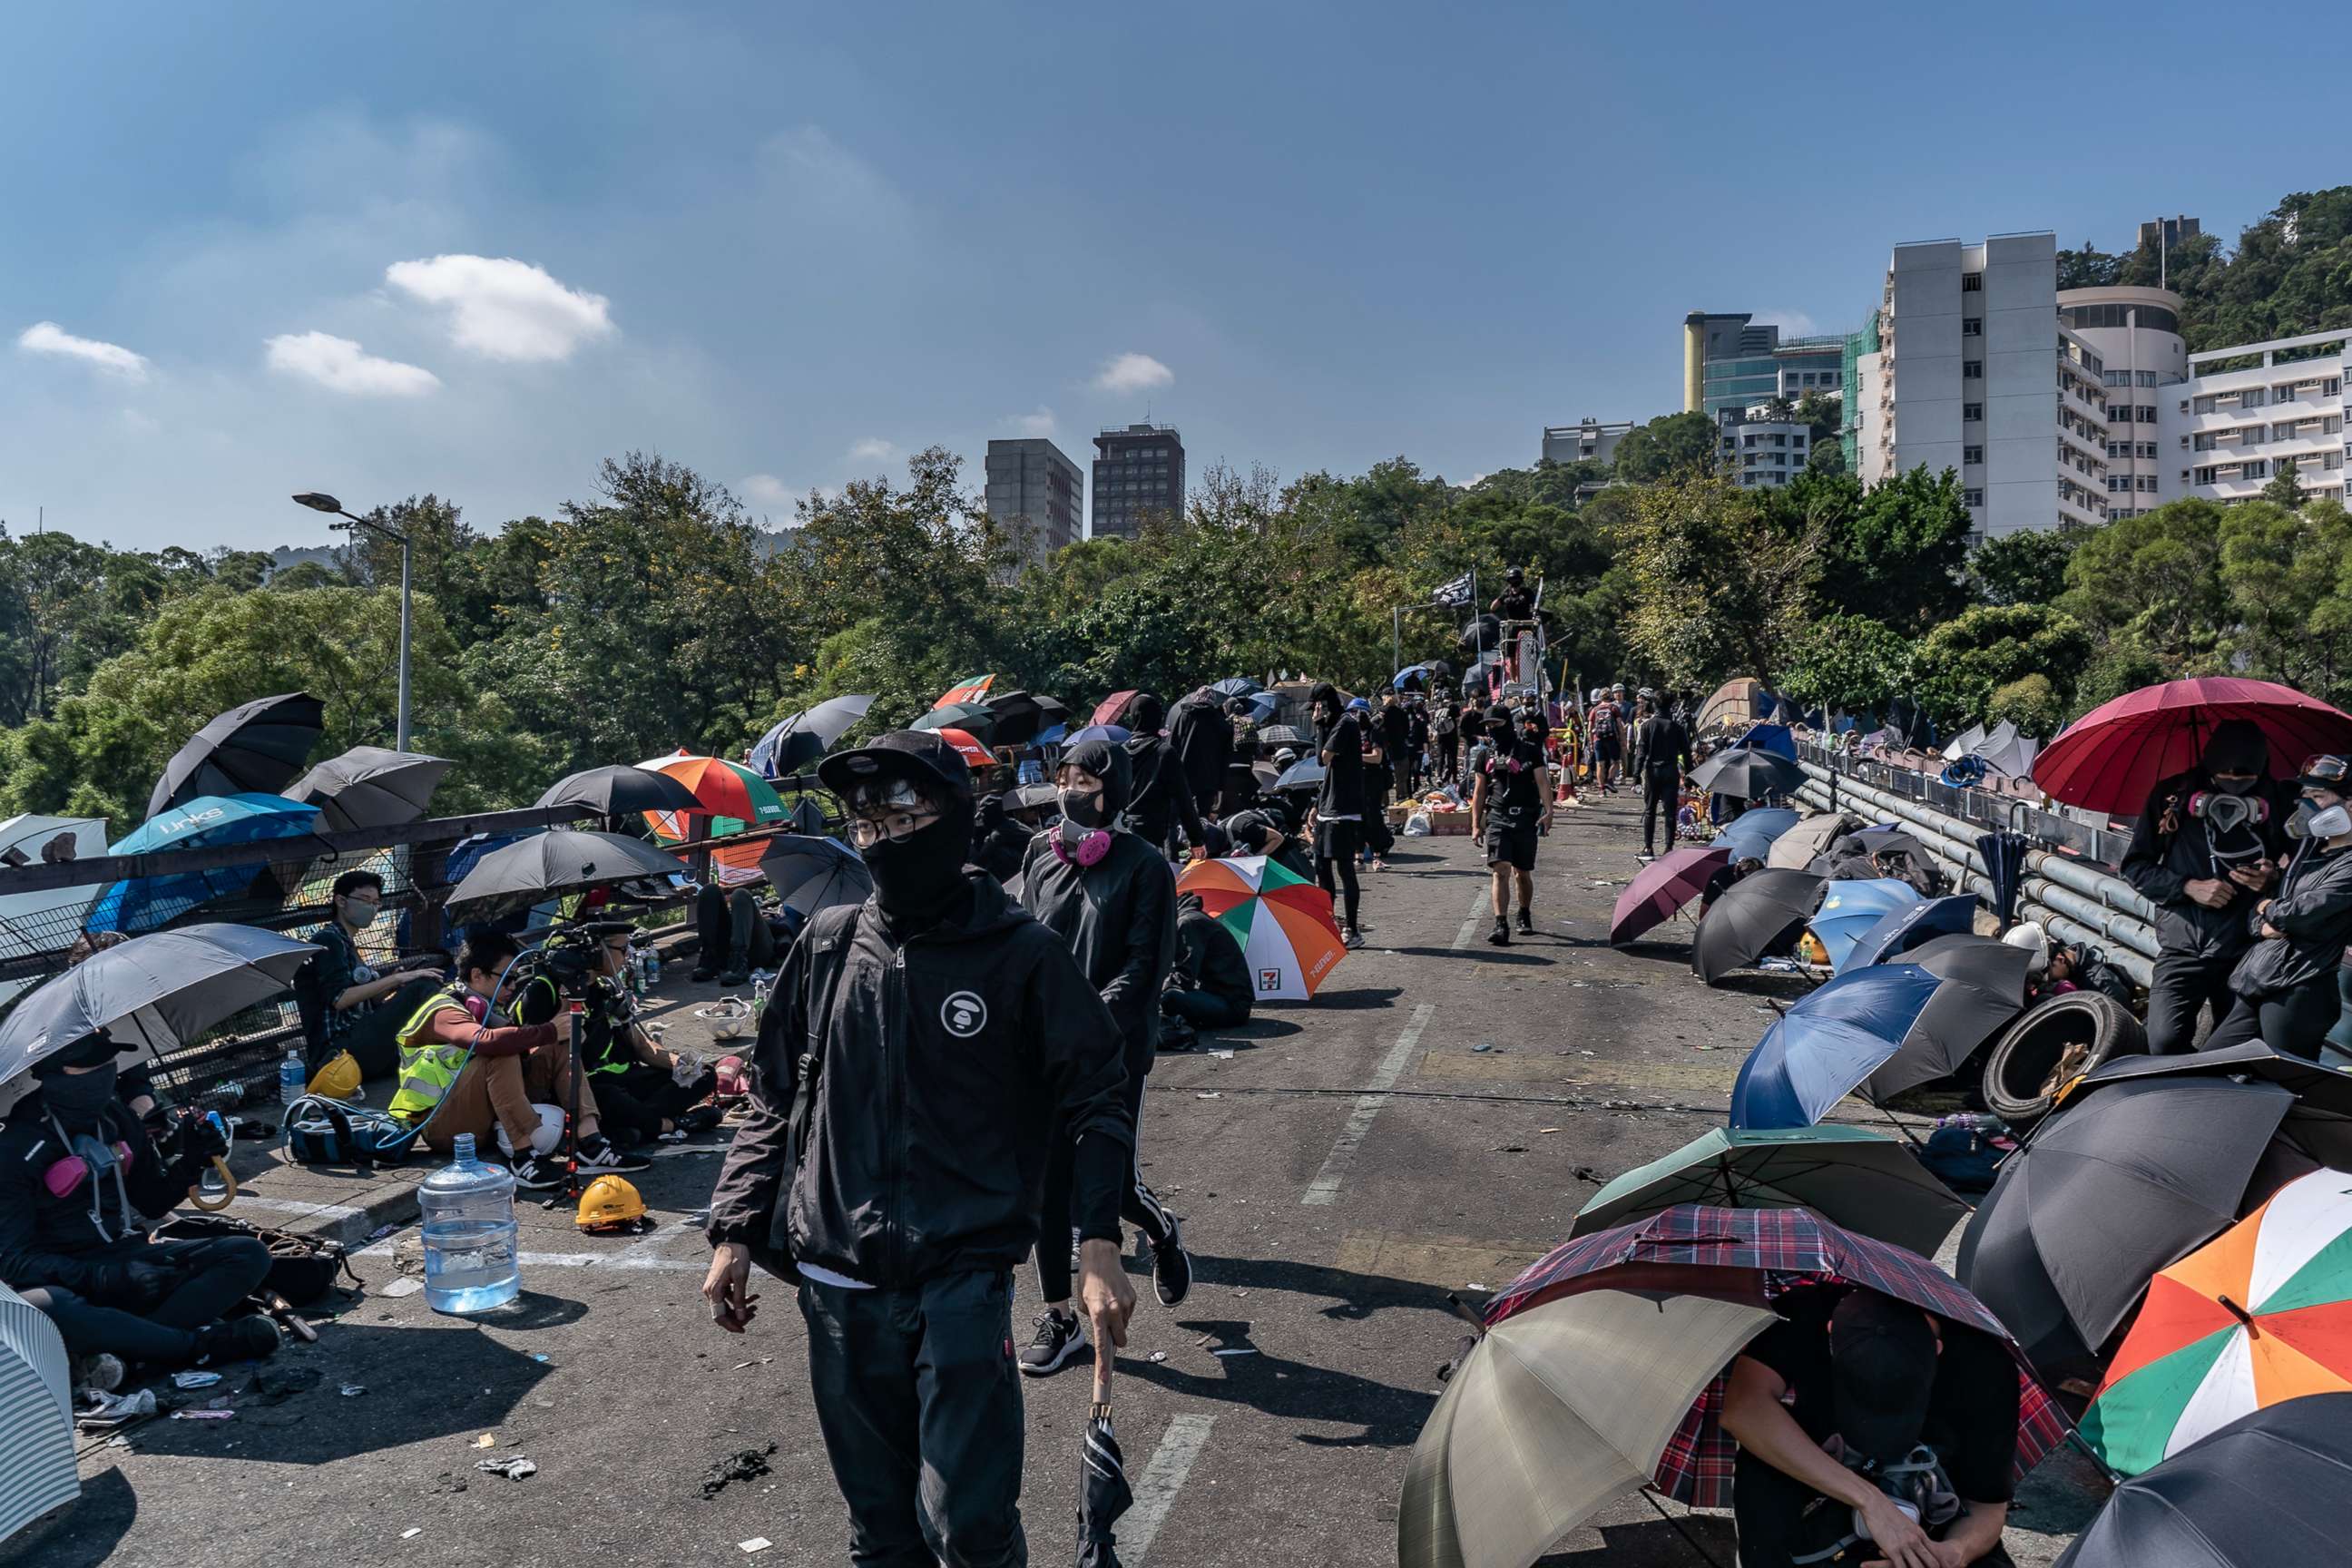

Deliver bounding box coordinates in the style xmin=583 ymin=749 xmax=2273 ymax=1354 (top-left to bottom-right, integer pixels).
xmin=1179 ymin=855 xmax=1348 ymax=1002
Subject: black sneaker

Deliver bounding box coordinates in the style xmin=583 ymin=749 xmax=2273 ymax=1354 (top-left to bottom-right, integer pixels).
xmin=677 ymin=1104 xmax=723 ymax=1134
xmin=1343 ymin=927 xmax=1367 ymax=950
xmin=1487 ymin=918 xmax=1510 ymax=946
xmin=575 ymin=1134 xmax=651 ymax=1174
xmin=1515 ymin=908 xmax=1534 ymax=936
xmin=691 ymin=965 xmax=718 ymax=983
xmin=1151 ymin=1216 xmax=1192 ymax=1308
xmin=193 ymin=1316 xmax=281 ymax=1367
xmin=509 ymin=1153 xmax=563 ymax=1191
xmin=1018 ymin=1309 xmax=1087 ymax=1377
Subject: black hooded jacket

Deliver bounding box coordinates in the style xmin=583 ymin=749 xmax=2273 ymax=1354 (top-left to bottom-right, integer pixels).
xmin=969 ymin=794 xmax=1032 ymax=884
xmin=1120 ymin=691 xmax=1207 ymax=850
xmin=1171 ymin=892 xmax=1253 ymax=1019
xmin=1169 ymin=691 xmax=1232 ymax=816
xmin=706 ymin=871 xmax=1132 ymax=1286
xmin=0 ymin=1087 xmax=210 ymax=1297
xmin=2122 ymin=727 xmax=2288 ymax=962
xmin=2231 ymin=840 xmax=2352 ymax=999
xmin=1017 ymin=737 xmax=1179 ymax=1070
xmin=1312 ymin=687 xmax=1368 ymax=818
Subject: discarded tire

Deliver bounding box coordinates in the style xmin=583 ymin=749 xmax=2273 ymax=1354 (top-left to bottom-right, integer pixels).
xmin=1981 ymin=992 xmax=2148 ymax=1125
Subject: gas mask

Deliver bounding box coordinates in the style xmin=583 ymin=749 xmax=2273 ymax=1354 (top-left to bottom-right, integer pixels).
xmin=1053 ymin=784 xmax=1112 ymax=867
xmin=2288 ymin=799 xmax=2352 ymax=841
xmin=2190 ymin=790 xmax=2269 ymax=835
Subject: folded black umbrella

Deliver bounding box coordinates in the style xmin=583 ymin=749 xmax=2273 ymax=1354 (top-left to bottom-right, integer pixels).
xmin=535 ymin=764 xmax=705 ymax=818
xmin=1955 ymin=1074 xmax=2301 ymax=1378
xmin=445 ymin=829 xmax=690 ymax=914
xmin=149 ymin=691 xmax=325 ymax=818
xmin=1859 ymin=934 xmax=2032 ymax=1103
xmin=1975 ymin=828 xmax=2030 ymax=934
xmin=1690 ymin=868 xmax=1825 ymax=985
xmin=2055 ymin=1394 xmax=2352 ymax=1568
xmin=1076 ymin=1348 xmax=1131 ymax=1566
xmin=283 ymin=746 xmax=451 ymax=832
xmin=1690 ymin=746 xmax=1805 ymax=801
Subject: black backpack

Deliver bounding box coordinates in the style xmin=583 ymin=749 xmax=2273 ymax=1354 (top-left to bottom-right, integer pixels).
xmin=155 ymin=1211 xmax=363 ymax=1307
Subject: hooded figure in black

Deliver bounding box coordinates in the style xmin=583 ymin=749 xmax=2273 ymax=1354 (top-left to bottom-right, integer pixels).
xmin=2122 ymin=718 xmax=2288 ymax=1053
xmin=1119 ymin=691 xmax=1208 ymax=857
xmin=1015 ymin=735 xmax=1191 ymax=1364
xmin=705 ymin=730 xmax=1137 ymax=1565
xmin=1169 ymin=689 xmax=1234 ymax=819
xmin=1309 ymin=681 xmax=1369 ymax=946
xmin=0 ymin=1033 xmax=279 ymax=1371
xmin=1161 ymin=889 xmax=1253 ymax=1047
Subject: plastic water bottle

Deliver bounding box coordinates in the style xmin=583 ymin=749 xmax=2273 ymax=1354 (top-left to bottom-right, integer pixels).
xmin=278 ymin=1052 xmax=304 ymax=1144
xmin=418 ymin=1133 xmax=521 ymax=1315
xmin=642 ymin=948 xmax=660 ymax=990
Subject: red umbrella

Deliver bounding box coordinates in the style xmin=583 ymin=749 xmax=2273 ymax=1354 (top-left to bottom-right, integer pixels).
xmin=929 ymin=728 xmax=994 ymax=769
xmin=1610 ymin=846 xmax=1730 ymax=945
xmin=1091 ymin=690 xmax=1140 ymax=728
xmin=2032 ymin=678 xmax=2352 ymax=817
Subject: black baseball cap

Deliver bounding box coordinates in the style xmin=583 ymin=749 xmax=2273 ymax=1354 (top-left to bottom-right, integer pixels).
xmin=1829 ymin=1291 xmax=1939 ymax=1466
xmin=818 ymin=730 xmax=976 ymax=811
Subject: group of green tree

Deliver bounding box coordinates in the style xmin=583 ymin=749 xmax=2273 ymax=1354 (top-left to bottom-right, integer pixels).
xmin=2059 ymin=188 xmax=2352 ymax=351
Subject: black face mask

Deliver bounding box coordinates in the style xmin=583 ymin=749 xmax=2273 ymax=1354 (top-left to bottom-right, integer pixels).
xmin=1489 ymin=721 xmax=1515 ymax=744
xmin=41 ymin=1062 xmax=119 ymax=1124
xmin=1060 ymin=787 xmax=1110 ymax=829
xmin=863 ymin=814 xmax=969 ymax=922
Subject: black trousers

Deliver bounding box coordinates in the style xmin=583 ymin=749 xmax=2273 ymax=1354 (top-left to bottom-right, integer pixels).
xmin=591 ymin=1062 xmax=716 ymax=1144
xmin=695 ymin=885 xmax=779 ymax=975
xmin=2147 ymin=954 xmax=2241 ymax=1054
xmin=1641 ymin=768 xmax=1678 ymax=854
xmin=23 ymin=1236 xmax=271 ymax=1367
xmin=312 ymin=975 xmax=446 ymax=1079
xmin=1315 ymin=819 xmax=1363 ymax=930
xmin=800 ymin=1270 xmax=1027 ymax=1568
xmin=1036 ymin=1068 xmax=1174 ymax=1304
xmin=1161 ymin=989 xmax=1250 ymax=1030
xmin=2204 ymin=982 xmax=2341 ymax=1061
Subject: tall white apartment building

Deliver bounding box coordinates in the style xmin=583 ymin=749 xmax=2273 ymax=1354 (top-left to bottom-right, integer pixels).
xmin=1857 ymin=232 xmax=2110 ymax=538
xmin=2161 ymin=328 xmax=2351 ymax=506
xmin=1717 ymin=404 xmax=1811 ymax=489
xmin=2059 ymin=286 xmax=2186 ymax=519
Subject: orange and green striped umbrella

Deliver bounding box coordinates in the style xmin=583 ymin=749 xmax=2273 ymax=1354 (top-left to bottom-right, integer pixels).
xmin=2082 ymin=1171 xmax=2352 ymax=1475
xmin=1177 ymin=855 xmax=1345 ymax=1001
xmin=935 ymin=674 xmax=996 ymax=710
xmin=637 ymin=751 xmax=788 ymax=881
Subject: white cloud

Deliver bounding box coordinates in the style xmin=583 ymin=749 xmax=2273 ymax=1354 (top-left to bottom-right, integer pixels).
xmin=1093 ymin=352 xmax=1173 ymax=395
xmin=847 ymin=436 xmax=898 ymax=464
xmin=1005 ymin=406 xmax=1057 ymax=438
xmin=120 ymin=407 xmax=161 ymax=436
xmin=741 ymin=473 xmax=794 ymax=505
xmin=1753 ymin=310 xmax=1821 ymax=337
xmin=385 ymin=253 xmax=614 ymax=363
xmin=264 ymin=331 xmax=441 ymax=397
xmin=17 ymin=321 xmax=152 ymax=381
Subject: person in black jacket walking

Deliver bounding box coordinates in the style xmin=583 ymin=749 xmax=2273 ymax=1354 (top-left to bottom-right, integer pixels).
xmin=1470 ymin=703 xmax=1553 ymax=944
xmin=2207 ymin=755 xmax=2352 ymax=1059
xmin=1120 ymin=691 xmax=1208 ymax=858
xmin=2121 ymin=720 xmax=2287 ymax=1053
xmin=1632 ymin=694 xmax=1691 ymax=859
xmin=704 ymin=731 xmax=1134 ymax=1568
xmin=1014 ymin=737 xmax=1191 ymax=1374
xmin=1309 ymin=683 xmax=1369 ymax=948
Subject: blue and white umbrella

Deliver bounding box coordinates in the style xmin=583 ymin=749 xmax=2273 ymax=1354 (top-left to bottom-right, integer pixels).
xmin=1806 ymin=877 xmax=1920 ymax=971
xmin=87 ymin=794 xmax=323 ymax=935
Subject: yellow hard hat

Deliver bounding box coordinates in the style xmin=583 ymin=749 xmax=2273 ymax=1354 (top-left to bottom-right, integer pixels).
xmin=575 ymin=1174 xmax=647 ymax=1232
xmin=307 ymin=1050 xmax=362 ymax=1102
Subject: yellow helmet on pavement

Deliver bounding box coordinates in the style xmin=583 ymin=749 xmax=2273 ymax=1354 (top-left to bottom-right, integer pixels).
xmin=575 ymin=1174 xmax=648 ymax=1233
xmin=307 ymin=1050 xmax=362 ymax=1102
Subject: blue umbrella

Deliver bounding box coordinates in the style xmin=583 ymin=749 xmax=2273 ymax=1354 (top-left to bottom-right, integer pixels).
xmin=1806 ymin=877 xmax=1920 ymax=971
xmin=1063 ymin=724 xmax=1132 ymax=748
xmin=1034 ymin=722 xmax=1070 ymax=746
xmin=1847 ymin=892 xmax=1980 ymax=971
xmin=750 ymin=694 xmax=875 ymax=779
xmin=1729 ymin=963 xmax=1941 ymax=1129
xmin=1207 ymin=677 xmax=1259 ymax=699
xmin=1716 ymin=808 xmax=1801 ymax=863
xmin=1742 ymin=723 xmax=1797 ymax=760
xmin=1392 ymin=663 xmax=1429 ymax=691
xmin=1273 ymin=758 xmax=1327 ymax=792
xmin=87 ymin=794 xmax=323 ymax=935
xmin=1242 ymin=691 xmax=1280 ymax=723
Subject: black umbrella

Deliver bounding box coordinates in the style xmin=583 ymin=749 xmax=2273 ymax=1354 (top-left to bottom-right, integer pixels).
xmin=1955 ymin=1074 xmax=2300 ymax=1377
xmin=2073 ymin=1041 xmax=2352 ymax=1166
xmin=2054 ymin=1394 xmax=2352 ymax=1568
xmin=1847 ymin=827 xmax=1928 ymax=859
xmin=750 ymin=694 xmax=875 ymax=779
xmin=534 ymin=764 xmax=705 ymax=818
xmin=282 ymin=746 xmax=451 ymax=832
xmin=755 ymin=835 xmax=873 ymax=921
xmin=1975 ymin=828 xmax=2030 ymax=933
xmin=786 ymin=796 xmax=831 ymax=836
xmin=148 ymin=691 xmax=325 ymax=818
xmin=445 ymin=829 xmax=690 ymax=914
xmin=983 ymin=691 xmax=1068 ymax=750
xmin=1690 ymin=868 xmax=1825 ymax=984
xmin=914 ymin=702 xmax=999 ymax=744
xmin=1859 ymin=934 xmax=2032 ymax=1103
xmin=1690 ymin=745 xmax=1805 ymax=801
xmin=1076 ymin=1346 xmax=1132 ymax=1566
xmin=1206 ymin=677 xmax=1259 ymax=700
xmin=1272 ymin=758 xmax=1327 ymax=793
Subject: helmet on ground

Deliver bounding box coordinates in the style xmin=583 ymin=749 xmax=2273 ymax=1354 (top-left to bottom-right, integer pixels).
xmin=2003 ymin=920 xmax=2052 ymax=975
xmin=576 ymin=1174 xmax=647 ymax=1233
xmin=307 ymin=1050 xmax=362 ymax=1102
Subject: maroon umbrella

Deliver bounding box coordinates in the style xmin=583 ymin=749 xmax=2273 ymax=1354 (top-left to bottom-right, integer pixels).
xmin=1091 ymin=690 xmax=1141 ymax=728
xmin=2032 ymin=677 xmax=2352 ymax=817
xmin=1610 ymin=846 xmax=1730 ymax=945
xmin=1485 ymin=1204 xmax=2070 ymax=1509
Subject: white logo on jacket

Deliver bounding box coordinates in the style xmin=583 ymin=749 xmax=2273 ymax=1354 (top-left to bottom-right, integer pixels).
xmin=941 ymin=991 xmax=988 ymax=1037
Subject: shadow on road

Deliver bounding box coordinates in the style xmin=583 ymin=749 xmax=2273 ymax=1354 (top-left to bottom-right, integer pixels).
xmin=1120 ymin=1317 xmax=1436 ymax=1448
xmin=13 ymin=1466 xmax=135 ymax=1568
xmin=1182 ymin=1250 xmax=1466 ymax=1322
xmin=1383 ymin=946 xmax=1550 ymax=965
xmin=1534 ymin=1514 xmax=1734 ymax=1565
xmin=1261 ymin=986 xmax=1403 ymax=1012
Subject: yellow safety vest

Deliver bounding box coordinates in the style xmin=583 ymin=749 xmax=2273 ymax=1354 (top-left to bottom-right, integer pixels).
xmin=387 ymin=985 xmax=479 ymax=1123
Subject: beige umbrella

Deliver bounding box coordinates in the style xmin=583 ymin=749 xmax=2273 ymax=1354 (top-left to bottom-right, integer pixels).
xmin=1398 ymin=1288 xmax=1774 ymax=1568
xmin=1767 ymin=810 xmax=1855 ymax=871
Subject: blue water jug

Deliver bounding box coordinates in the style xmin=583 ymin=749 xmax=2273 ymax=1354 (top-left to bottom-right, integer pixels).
xmin=419 ymin=1133 xmax=521 ymax=1314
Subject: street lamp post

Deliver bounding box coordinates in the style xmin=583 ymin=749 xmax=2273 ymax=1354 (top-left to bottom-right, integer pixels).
xmin=292 ymin=492 xmax=410 ymax=752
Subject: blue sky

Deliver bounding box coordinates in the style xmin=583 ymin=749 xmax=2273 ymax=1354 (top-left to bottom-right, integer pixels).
xmin=4 ymin=1 xmax=2340 ymax=552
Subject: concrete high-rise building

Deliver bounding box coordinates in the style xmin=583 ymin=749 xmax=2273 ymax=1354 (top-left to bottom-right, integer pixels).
xmin=2059 ymin=286 xmax=2186 ymax=519
xmin=1542 ymin=418 xmax=1633 ymax=466
xmin=1682 ymin=312 xmax=1844 ymax=420
xmin=1090 ymin=423 xmax=1186 ymax=541
xmin=2162 ymin=328 xmax=2349 ymax=507
xmin=1717 ymin=405 xmax=1812 ymax=490
xmin=984 ymin=437 xmax=1083 ymax=567
xmin=1855 ymin=232 xmax=2111 ymax=539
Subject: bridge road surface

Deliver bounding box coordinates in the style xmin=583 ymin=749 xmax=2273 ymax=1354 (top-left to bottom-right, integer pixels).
xmin=47 ymin=791 xmax=2100 ymax=1567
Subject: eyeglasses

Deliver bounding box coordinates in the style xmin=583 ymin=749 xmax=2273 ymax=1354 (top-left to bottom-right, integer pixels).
xmin=847 ymin=808 xmax=939 ymax=848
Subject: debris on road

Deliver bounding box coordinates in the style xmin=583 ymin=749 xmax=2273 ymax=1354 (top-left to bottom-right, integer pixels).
xmin=701 ymin=1442 xmax=777 ymax=1499
xmin=1472 ymin=1041 xmax=1496 ymax=1053
xmin=1195 ymin=1091 xmax=1221 ymax=1099
xmin=78 ymin=1388 xmax=156 ymax=1429
xmin=1149 ymin=1351 xmax=1168 ymax=1363
xmin=475 ymin=1455 xmax=538 ymax=1480
xmin=339 ymin=1384 xmax=366 ymax=1397
xmin=401 ymin=1527 xmax=422 ymax=1540
xmin=473 ymin=1434 xmax=497 ymax=1448
xmin=1211 ymin=1348 xmax=1259 ymax=1357
xmin=172 ymin=1370 xmax=222 ymax=1389
xmin=171 ymin=1408 xmax=234 ymax=1421
xmin=1494 ymin=1143 xmax=1528 ymax=1153
xmin=740 ymin=1539 xmax=774 ymax=1554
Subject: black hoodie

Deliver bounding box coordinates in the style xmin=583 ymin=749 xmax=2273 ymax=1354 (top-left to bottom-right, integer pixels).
xmin=1017 ymin=737 xmax=1179 ymax=1071
xmin=1169 ymin=691 xmax=1233 ymax=813
xmin=1171 ymin=891 xmax=1253 ymax=1019
xmin=707 ymin=870 xmax=1132 ymax=1287
xmin=0 ymin=1088 xmax=210 ymax=1297
xmin=2122 ymin=722 xmax=2288 ymax=962
xmin=1121 ymin=691 xmax=1206 ymax=850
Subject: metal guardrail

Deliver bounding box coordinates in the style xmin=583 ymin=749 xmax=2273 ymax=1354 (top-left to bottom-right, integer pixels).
xmin=1795 ymin=741 xmax=2135 ymax=867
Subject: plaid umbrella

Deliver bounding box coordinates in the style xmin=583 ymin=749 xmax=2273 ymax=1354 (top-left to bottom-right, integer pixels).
xmin=1485 ymin=1204 xmax=2068 ymax=1509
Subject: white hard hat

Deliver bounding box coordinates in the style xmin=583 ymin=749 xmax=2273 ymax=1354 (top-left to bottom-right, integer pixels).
xmin=2002 ymin=921 xmax=2051 ymax=975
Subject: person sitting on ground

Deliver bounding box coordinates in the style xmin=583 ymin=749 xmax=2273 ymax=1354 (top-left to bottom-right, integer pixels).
xmin=1722 ymin=1286 xmax=2019 ymax=1568
xmin=1225 ymin=805 xmax=1315 ymax=884
xmin=0 ymin=1031 xmax=280 ymax=1374
xmin=516 ymin=927 xmax=721 ymax=1146
xmin=386 ymin=929 xmax=649 ymax=1188
xmin=692 ymin=878 xmax=783 ymax=988
xmin=1161 ymin=889 xmax=1254 ymax=1052
xmin=294 ymin=869 xmax=448 ymax=1080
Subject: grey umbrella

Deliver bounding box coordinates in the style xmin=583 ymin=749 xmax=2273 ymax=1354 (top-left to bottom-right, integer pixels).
xmin=535 ymin=764 xmax=705 ymax=818
xmin=1258 ymin=725 xmax=1311 ymax=749
xmin=1955 ymin=1074 xmax=2302 ymax=1377
xmin=1690 ymin=745 xmax=1804 ymax=801
xmin=1859 ymin=934 xmax=2033 ymax=1102
xmin=754 ymin=835 xmax=873 ymax=921
xmin=1766 ymin=812 xmax=1857 ymax=871
xmin=444 ymin=830 xmax=690 ymax=915
xmin=2072 ymin=1040 xmax=2352 ymax=1169
xmin=148 ymin=691 xmax=326 ymax=819
xmin=1690 ymin=868 xmax=1824 ymax=984
xmin=282 ymin=746 xmax=451 ymax=832
xmin=0 ymin=924 xmax=320 ymax=1112
xmin=750 ymin=694 xmax=876 ymax=779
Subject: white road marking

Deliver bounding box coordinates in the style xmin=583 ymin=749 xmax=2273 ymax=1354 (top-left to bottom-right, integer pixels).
xmin=197 ymin=1195 xmax=368 ymax=1223
xmin=1451 ymin=880 xmax=1490 ymax=950
xmin=1302 ymin=1002 xmax=1436 ymax=1206
xmin=1121 ymin=1412 xmax=1217 ymax=1562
